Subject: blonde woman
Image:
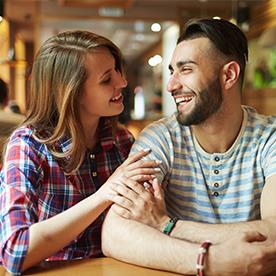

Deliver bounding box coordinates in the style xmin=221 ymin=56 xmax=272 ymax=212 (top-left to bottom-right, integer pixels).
xmin=0 ymin=31 xmax=159 ymax=274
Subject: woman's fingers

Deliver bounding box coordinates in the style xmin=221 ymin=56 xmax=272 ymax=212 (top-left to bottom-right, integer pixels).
xmin=124 ymin=167 xmax=161 ymax=178
xmin=152 ymin=178 xmax=163 ymax=199
xmin=111 ymin=204 xmax=132 ymax=219
xmin=122 ymin=149 xmax=151 ymax=166
xmin=107 ymin=190 xmax=134 ymax=210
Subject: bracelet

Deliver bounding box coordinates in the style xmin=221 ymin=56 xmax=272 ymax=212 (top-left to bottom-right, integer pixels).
xmin=162 ymin=217 xmax=178 ymax=235
xmin=196 ymin=240 xmax=212 ymax=276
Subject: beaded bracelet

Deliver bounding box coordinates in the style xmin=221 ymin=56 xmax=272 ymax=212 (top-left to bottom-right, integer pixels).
xmin=162 ymin=217 xmax=178 ymax=235
xmin=196 ymin=240 xmax=212 ymax=276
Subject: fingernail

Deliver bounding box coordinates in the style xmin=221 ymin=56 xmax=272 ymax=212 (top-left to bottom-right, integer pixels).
xmin=143 ymin=148 xmax=151 ymax=152
xmin=143 ymin=182 xmax=151 ymax=188
xmin=155 ymin=160 xmax=162 ymax=164
xmin=154 ymin=168 xmax=161 ymax=172
xmin=106 ymin=194 xmax=114 ymax=199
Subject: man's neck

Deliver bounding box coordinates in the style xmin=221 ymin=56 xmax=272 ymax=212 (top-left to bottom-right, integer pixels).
xmin=191 ymin=105 xmax=244 ymax=154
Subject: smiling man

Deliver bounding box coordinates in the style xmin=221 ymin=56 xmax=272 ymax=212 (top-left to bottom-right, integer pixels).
xmin=102 ymin=18 xmax=276 ymax=275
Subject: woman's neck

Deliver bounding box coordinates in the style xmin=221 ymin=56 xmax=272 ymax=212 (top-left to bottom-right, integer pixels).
xmin=83 ymin=118 xmax=100 ymax=150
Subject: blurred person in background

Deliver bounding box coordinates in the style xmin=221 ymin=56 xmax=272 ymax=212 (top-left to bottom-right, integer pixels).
xmin=0 ymin=78 xmax=25 ymax=163
xmin=0 ymin=78 xmax=25 ymax=134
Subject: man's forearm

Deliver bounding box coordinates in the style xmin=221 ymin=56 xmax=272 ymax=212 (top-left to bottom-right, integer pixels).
xmin=169 ymin=217 xmax=276 ymax=244
xmin=102 ymin=209 xmax=276 ymax=275
xmin=102 ymin=209 xmax=198 ymax=275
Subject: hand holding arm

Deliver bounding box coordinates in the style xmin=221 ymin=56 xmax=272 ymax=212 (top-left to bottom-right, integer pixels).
xmin=1 ymin=144 xmax=159 ymax=274
xmin=23 ymin=149 xmax=161 ymax=272
xmin=108 ymin=178 xmax=169 ymax=229
xmin=108 ymin=175 xmax=276 ymax=245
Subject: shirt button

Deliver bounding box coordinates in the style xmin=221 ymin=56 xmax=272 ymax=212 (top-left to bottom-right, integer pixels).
xmin=92 ymin=172 xmax=97 ymax=177
xmin=213 ymin=192 xmax=219 ymax=197
xmin=214 ymin=156 xmax=220 ymax=162
xmin=214 ymin=182 xmax=219 ymax=188
xmin=214 ymin=169 xmax=219 ymax=174
xmin=90 ymin=154 xmax=95 ymax=159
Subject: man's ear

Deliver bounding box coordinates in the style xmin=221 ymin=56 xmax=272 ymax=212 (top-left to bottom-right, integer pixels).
xmin=221 ymin=61 xmax=240 ymax=90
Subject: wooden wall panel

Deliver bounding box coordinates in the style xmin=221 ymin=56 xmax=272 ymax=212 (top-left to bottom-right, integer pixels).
xmin=248 ymin=0 xmax=276 ymax=38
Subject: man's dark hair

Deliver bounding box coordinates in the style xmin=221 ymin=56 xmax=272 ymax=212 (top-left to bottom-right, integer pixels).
xmin=178 ymin=18 xmax=248 ymax=87
xmin=0 ymin=78 xmax=8 ymax=104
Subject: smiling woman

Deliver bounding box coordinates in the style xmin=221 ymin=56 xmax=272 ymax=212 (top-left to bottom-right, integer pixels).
xmin=0 ymin=30 xmax=160 ymax=275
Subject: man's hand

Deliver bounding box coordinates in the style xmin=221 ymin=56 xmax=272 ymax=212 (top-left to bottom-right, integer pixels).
xmin=108 ymin=178 xmax=169 ymax=230
xmin=208 ymin=231 xmax=276 ymax=275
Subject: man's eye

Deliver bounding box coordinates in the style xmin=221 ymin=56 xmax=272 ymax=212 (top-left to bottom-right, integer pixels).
xmin=181 ymin=67 xmax=192 ymax=73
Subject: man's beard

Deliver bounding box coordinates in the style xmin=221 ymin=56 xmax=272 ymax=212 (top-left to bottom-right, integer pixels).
xmin=176 ymin=76 xmax=223 ymax=126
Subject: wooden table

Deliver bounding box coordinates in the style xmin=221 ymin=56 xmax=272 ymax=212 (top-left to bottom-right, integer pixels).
xmin=0 ymin=257 xmax=181 ymax=275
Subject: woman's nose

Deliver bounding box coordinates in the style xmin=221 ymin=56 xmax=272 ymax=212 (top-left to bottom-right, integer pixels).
xmin=115 ymin=72 xmax=128 ymax=88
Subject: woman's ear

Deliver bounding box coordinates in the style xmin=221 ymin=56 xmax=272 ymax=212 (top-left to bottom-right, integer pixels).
xmin=221 ymin=61 xmax=240 ymax=90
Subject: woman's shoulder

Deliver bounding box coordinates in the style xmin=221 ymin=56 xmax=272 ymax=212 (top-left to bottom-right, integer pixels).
xmin=9 ymin=125 xmax=34 ymax=143
xmin=114 ymin=123 xmax=135 ymax=154
xmin=8 ymin=125 xmax=45 ymax=152
xmin=115 ymin=123 xmax=135 ymax=143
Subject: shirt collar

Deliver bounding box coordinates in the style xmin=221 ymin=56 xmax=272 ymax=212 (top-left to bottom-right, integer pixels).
xmin=58 ymin=118 xmax=115 ymax=154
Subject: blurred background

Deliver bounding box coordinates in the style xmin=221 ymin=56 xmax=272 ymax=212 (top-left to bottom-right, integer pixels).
xmin=1 ymin=0 xmax=276 ymax=137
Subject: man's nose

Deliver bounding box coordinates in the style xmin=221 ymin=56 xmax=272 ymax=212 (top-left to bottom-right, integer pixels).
xmin=167 ymin=74 xmax=182 ymax=93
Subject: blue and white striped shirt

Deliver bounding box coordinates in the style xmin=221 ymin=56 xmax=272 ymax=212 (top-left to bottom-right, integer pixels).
xmin=131 ymin=106 xmax=276 ymax=224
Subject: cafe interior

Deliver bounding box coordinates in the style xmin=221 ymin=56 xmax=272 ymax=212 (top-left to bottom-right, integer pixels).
xmin=1 ymin=0 xmax=276 ymax=139
xmin=0 ymin=0 xmax=276 ymax=274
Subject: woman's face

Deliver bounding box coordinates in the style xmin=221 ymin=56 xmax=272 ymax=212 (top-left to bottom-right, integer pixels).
xmin=79 ymin=47 xmax=127 ymax=126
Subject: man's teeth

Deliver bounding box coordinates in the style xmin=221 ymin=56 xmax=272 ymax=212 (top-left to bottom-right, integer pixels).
xmin=111 ymin=94 xmax=121 ymax=101
xmin=175 ymin=96 xmax=194 ymax=104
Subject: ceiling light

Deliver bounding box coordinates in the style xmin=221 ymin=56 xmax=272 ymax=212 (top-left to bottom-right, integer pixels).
xmin=151 ymin=23 xmax=161 ymax=32
xmin=0 ymin=16 xmax=3 ymax=23
xmin=213 ymin=16 xmax=221 ymax=20
xmin=148 ymin=55 xmax=162 ymax=67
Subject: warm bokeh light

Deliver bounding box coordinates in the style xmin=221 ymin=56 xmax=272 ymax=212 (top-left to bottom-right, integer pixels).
xmin=151 ymin=23 xmax=161 ymax=32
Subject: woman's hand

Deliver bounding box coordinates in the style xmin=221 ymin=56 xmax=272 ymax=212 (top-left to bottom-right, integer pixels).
xmin=108 ymin=178 xmax=168 ymax=230
xmin=96 ymin=149 xmax=161 ymax=205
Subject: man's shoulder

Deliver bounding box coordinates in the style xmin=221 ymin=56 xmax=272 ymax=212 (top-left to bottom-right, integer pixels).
xmin=141 ymin=113 xmax=184 ymax=135
xmin=244 ymin=106 xmax=276 ymax=129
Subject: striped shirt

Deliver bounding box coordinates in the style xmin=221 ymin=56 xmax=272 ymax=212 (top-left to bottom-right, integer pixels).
xmin=0 ymin=119 xmax=134 ymax=274
xmin=131 ymin=106 xmax=276 ymax=224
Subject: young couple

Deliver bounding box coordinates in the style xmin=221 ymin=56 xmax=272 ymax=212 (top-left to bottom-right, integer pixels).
xmin=1 ymin=18 xmax=276 ymax=276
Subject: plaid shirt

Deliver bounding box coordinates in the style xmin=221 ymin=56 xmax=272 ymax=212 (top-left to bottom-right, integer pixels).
xmin=0 ymin=119 xmax=134 ymax=274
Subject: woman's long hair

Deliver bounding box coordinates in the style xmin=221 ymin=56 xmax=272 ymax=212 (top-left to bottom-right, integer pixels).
xmin=25 ymin=31 xmax=124 ymax=173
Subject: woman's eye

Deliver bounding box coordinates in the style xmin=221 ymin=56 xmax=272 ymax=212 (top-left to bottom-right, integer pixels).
xmin=101 ymin=77 xmax=111 ymax=84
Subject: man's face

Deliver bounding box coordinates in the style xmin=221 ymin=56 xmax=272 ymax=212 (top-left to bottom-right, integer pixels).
xmin=167 ymin=37 xmax=223 ymax=126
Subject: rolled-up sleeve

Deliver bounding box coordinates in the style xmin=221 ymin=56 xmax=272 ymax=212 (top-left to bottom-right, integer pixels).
xmin=0 ymin=134 xmax=43 ymax=274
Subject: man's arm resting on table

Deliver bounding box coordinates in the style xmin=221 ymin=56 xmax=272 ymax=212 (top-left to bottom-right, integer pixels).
xmin=101 ymin=209 xmax=198 ymax=275
xmin=102 ymin=206 xmax=276 ymax=276
xmin=165 ymin=175 xmax=276 ymax=244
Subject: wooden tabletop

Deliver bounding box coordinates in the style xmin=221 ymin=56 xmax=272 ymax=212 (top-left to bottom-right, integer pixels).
xmin=0 ymin=257 xmax=181 ymax=275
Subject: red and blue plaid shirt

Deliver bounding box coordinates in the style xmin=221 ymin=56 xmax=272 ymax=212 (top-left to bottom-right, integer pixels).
xmin=0 ymin=119 xmax=134 ymax=274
